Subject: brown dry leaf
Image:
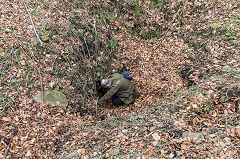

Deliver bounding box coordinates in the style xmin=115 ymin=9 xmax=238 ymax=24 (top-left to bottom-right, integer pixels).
xmin=192 ymin=117 xmax=198 ymax=125
xmin=181 ymin=142 xmax=187 ymax=149
xmin=230 ymin=127 xmax=236 ymax=137
xmin=26 ymin=150 xmax=32 ymax=157
xmin=0 ymin=1 xmax=239 ymax=158
xmin=104 ymin=153 xmax=110 ymax=158
xmin=30 ymin=138 xmax=36 ymax=144
xmin=139 ymin=142 xmax=145 ymax=147
xmin=80 ymin=149 xmax=86 ymax=155
xmin=152 ymin=133 xmax=160 ymax=141
xmin=83 ymin=132 xmax=88 ymax=137
xmin=21 ymin=60 xmax=26 ymax=65
xmin=174 ymin=119 xmax=186 ymax=128
xmin=1 ymin=117 xmax=11 ymax=121
xmin=152 ymin=141 xmax=158 ymax=146
xmin=109 ymin=148 xmax=119 ymax=156
xmin=235 ymin=126 xmax=240 ymax=137
xmin=152 ymin=132 xmax=160 ymax=146
xmin=105 ymin=144 xmax=111 ymax=148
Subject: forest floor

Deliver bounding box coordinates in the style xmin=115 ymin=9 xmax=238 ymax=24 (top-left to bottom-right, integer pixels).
xmin=0 ymin=0 xmax=239 ymax=158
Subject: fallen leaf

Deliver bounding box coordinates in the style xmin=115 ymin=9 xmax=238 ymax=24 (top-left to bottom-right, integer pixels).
xmin=235 ymin=126 xmax=240 ymax=137
xmin=1 ymin=117 xmax=11 ymax=121
xmin=152 ymin=141 xmax=158 ymax=146
xmin=152 ymin=132 xmax=160 ymax=141
xmin=26 ymin=150 xmax=31 ymax=157
xmin=109 ymin=148 xmax=119 ymax=156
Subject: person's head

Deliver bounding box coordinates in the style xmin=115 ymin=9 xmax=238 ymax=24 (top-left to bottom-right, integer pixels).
xmin=101 ymin=79 xmax=111 ymax=88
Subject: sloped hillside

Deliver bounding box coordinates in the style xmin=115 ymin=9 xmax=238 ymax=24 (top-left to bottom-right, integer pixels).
xmin=0 ymin=0 xmax=239 ymax=158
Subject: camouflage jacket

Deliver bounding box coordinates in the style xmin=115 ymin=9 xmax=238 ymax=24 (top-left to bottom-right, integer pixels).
xmin=98 ymin=73 xmax=139 ymax=105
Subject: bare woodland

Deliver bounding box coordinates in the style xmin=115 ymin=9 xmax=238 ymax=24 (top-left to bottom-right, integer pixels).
xmin=0 ymin=0 xmax=239 ymax=158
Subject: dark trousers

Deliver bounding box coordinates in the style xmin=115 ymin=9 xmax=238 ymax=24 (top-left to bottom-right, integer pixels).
xmin=112 ymin=96 xmax=124 ymax=106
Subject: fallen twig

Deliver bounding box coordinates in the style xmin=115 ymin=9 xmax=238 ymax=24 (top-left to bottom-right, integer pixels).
xmin=95 ymin=97 xmax=99 ymax=117
xmin=3 ymin=127 xmax=18 ymax=159
xmin=101 ymin=147 xmax=110 ymax=154
xmin=22 ymin=0 xmax=43 ymax=45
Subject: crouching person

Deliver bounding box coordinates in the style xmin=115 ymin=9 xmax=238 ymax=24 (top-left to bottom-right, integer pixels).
xmin=97 ymin=73 xmax=139 ymax=106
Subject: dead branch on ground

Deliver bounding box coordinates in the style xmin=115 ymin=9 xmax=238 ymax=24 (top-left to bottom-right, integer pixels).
xmin=3 ymin=127 xmax=18 ymax=159
xmin=22 ymin=0 xmax=43 ymax=45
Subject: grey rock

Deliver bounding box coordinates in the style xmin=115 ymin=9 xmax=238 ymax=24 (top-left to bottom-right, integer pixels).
xmin=33 ymin=91 xmax=44 ymax=103
xmin=182 ymin=132 xmax=203 ymax=139
xmin=118 ymin=132 xmax=125 ymax=137
xmin=209 ymin=134 xmax=218 ymax=142
xmin=222 ymin=65 xmax=231 ymax=72
xmin=33 ymin=90 xmax=68 ymax=106
xmin=65 ymin=149 xmax=81 ymax=159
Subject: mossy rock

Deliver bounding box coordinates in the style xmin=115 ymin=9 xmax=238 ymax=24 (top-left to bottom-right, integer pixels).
xmin=34 ymin=90 xmax=68 ymax=106
xmin=33 ymin=91 xmax=44 ymax=103
xmin=45 ymin=90 xmax=68 ymax=106
xmin=40 ymin=20 xmax=52 ymax=31
xmin=40 ymin=36 xmax=49 ymax=42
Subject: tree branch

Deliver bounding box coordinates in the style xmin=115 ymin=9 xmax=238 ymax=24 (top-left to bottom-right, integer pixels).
xmin=3 ymin=127 xmax=18 ymax=159
xmin=22 ymin=0 xmax=43 ymax=45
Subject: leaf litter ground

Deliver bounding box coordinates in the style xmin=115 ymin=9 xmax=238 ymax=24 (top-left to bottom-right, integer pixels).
xmin=0 ymin=0 xmax=239 ymax=158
